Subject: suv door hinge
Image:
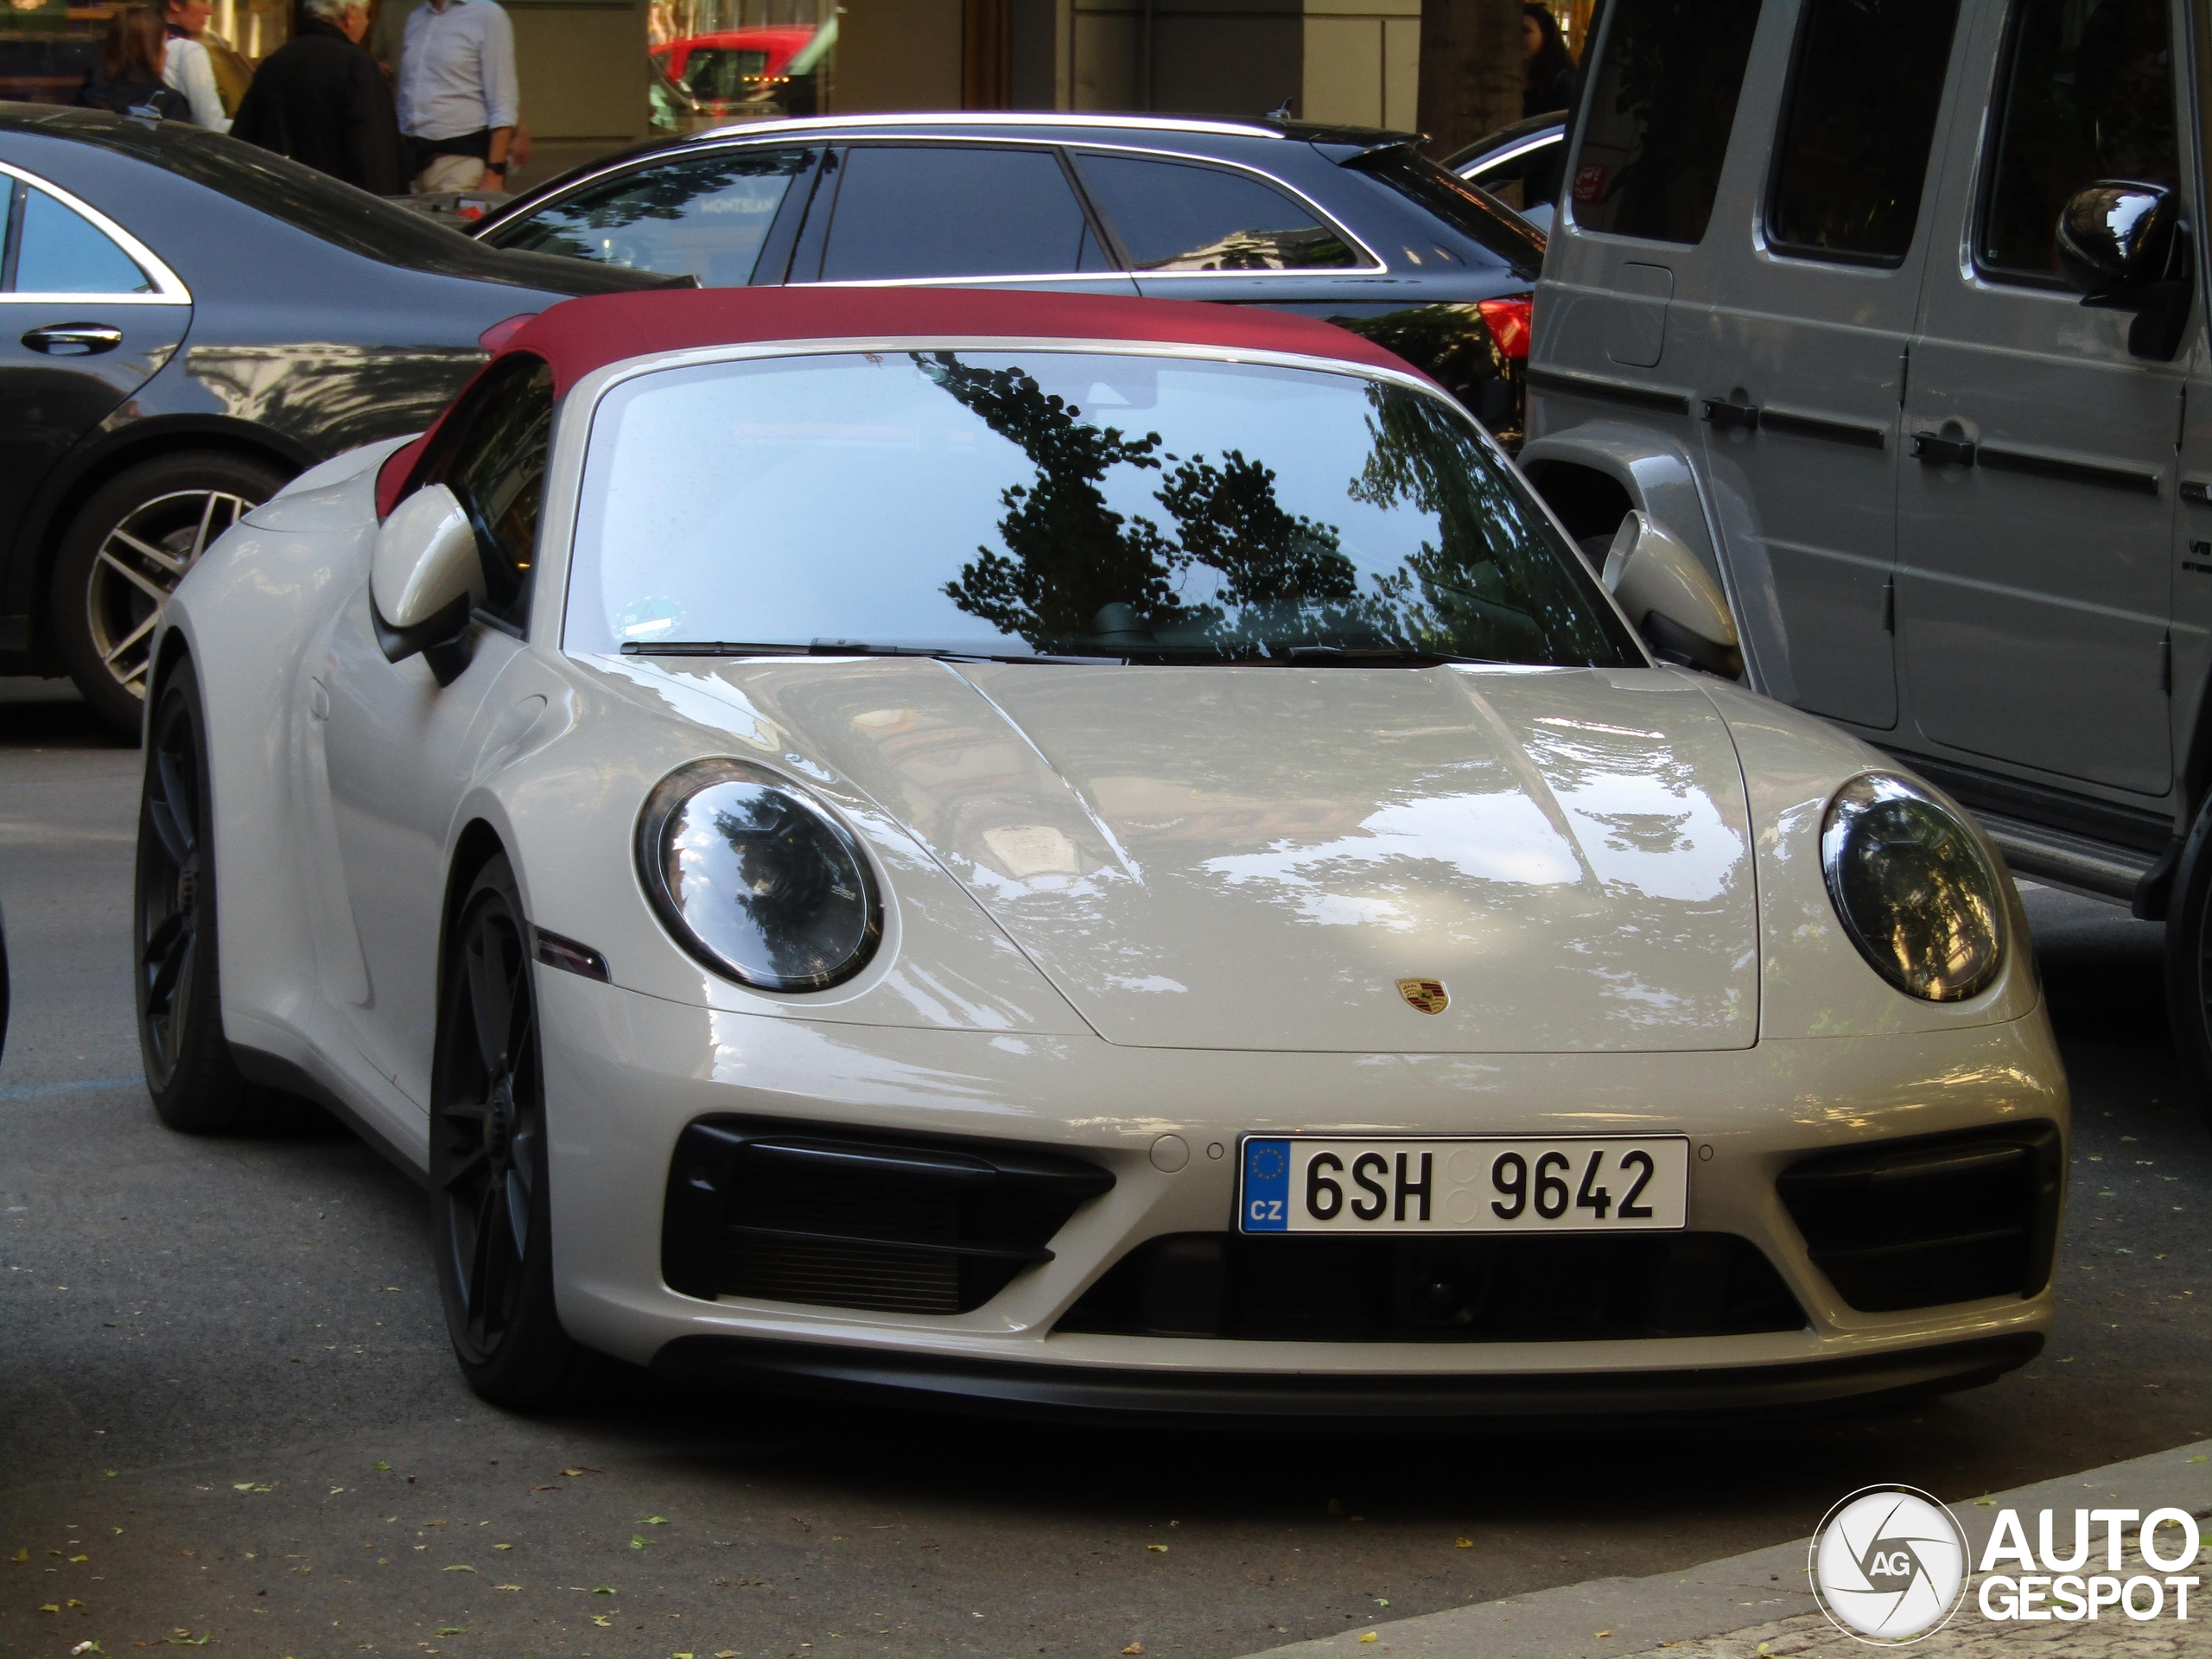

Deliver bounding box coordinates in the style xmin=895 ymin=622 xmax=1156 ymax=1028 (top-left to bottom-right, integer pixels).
xmin=2162 ymin=630 xmax=2174 ymax=694
xmin=1897 ymin=345 xmax=1910 ymax=406
xmin=1882 ymin=574 xmax=1896 ymax=633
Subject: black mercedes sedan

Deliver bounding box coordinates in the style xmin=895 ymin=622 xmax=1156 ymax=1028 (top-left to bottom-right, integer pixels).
xmin=0 ymin=105 xmax=674 ymax=734
xmin=467 ymin=112 xmax=1541 ymax=439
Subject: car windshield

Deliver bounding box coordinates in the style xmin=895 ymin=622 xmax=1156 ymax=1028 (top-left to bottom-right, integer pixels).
xmin=567 ymin=349 xmax=1640 ymax=668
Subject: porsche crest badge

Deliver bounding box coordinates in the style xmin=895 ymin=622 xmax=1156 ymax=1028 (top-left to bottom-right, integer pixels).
xmin=1395 ymin=977 xmax=1449 ymax=1015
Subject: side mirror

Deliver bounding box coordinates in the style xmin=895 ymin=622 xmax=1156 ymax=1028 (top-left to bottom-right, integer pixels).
xmin=1603 ymin=511 xmax=1743 ymax=680
xmin=370 ymin=483 xmax=483 ymax=669
xmin=2056 ymin=181 xmax=2193 ymax=360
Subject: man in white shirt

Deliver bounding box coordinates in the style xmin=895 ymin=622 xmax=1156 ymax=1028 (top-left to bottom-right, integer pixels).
xmin=396 ymin=0 xmax=519 ymax=194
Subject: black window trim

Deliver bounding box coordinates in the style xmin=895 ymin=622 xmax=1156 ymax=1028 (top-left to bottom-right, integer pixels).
xmin=1758 ymin=0 xmax=1957 ymax=270
xmin=407 ymin=350 xmax=557 ymax=639
xmin=1968 ymin=0 xmax=2183 ymax=293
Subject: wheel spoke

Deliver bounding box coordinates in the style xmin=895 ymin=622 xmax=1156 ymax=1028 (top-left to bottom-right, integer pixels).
xmin=96 ymin=548 xmax=173 ymax=607
xmin=466 ymin=1185 xmax=499 ymax=1329
xmin=106 ymin=524 xmax=188 ymax=578
xmin=464 ymin=921 xmax=514 ymax=1074
xmin=154 ymin=746 xmax=196 ymax=853
xmin=101 ymin=609 xmax=161 ymax=667
xmin=441 ymin=1144 xmax=491 ymax=1193
xmin=189 ymin=492 xmax=219 ymax=561
xmin=145 ymin=920 xmax=194 ymax=1014
xmin=503 ymin=1166 xmax=531 ymax=1262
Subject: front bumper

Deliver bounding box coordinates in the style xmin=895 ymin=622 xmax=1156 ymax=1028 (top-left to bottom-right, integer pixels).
xmin=541 ymin=976 xmax=2065 ymax=1414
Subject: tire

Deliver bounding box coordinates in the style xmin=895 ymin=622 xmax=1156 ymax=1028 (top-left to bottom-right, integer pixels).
xmin=2166 ymin=794 xmax=2212 ymax=1116
xmin=432 ymin=854 xmax=591 ymax=1408
xmin=50 ymin=450 xmax=289 ymax=739
xmin=135 ymin=655 xmax=260 ymax=1133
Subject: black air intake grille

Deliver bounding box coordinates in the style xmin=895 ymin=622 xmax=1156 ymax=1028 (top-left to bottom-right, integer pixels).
xmin=664 ymin=1118 xmax=1114 ymax=1315
xmin=1058 ymin=1231 xmax=1804 ymax=1342
xmin=1777 ymin=1122 xmax=2063 ymax=1313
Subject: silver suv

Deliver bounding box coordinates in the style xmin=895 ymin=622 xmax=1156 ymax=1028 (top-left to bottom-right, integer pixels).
xmin=1524 ymin=0 xmax=2212 ymax=1097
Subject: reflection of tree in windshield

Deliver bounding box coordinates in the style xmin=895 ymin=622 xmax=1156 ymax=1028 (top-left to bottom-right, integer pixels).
xmin=920 ymin=354 xmax=1630 ymax=666
xmin=921 ymin=353 xmax=1185 ymax=642
xmin=1350 ymin=384 xmax=1627 ymax=664
xmin=923 ymin=354 xmax=1390 ymax=652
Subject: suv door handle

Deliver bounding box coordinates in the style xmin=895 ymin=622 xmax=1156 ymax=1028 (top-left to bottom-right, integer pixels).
xmin=21 ymin=322 xmax=124 ymax=356
xmin=1910 ymin=431 xmax=1975 ymax=467
xmin=1700 ymin=397 xmax=1759 ymax=431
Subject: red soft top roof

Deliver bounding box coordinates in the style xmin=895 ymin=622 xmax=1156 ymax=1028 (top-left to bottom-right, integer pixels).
xmin=378 ymin=286 xmax=1430 ymax=518
xmin=505 ymin=284 xmax=1424 ymax=395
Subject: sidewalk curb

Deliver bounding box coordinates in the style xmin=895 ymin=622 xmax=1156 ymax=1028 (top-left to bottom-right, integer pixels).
xmin=1236 ymin=1438 xmax=2212 ymax=1658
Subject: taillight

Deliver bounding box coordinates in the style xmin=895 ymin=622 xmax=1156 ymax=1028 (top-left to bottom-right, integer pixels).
xmin=1477 ymin=296 xmax=1532 ymax=360
xmin=478 ymin=313 xmax=538 ymax=353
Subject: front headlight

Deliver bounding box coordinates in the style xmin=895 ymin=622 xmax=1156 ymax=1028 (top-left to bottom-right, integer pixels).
xmin=636 ymin=759 xmax=882 ymax=991
xmin=1821 ymin=774 xmax=2005 ymax=1001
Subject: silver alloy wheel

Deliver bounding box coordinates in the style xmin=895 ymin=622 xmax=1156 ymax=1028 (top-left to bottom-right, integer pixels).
xmin=84 ymin=489 xmax=257 ymax=701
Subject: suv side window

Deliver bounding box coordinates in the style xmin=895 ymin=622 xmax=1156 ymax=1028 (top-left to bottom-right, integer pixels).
xmin=1570 ymin=0 xmax=1761 ymax=244
xmin=1980 ymin=0 xmax=2179 ymax=282
xmin=4 ymin=184 xmax=150 ymax=295
xmin=416 ymin=354 xmax=556 ymax=632
xmin=1070 ymin=152 xmax=1361 ymax=270
xmin=812 ymin=145 xmax=1108 ymax=280
xmin=486 ymin=149 xmax=812 ymax=287
xmin=1768 ymin=0 xmax=1960 ymax=264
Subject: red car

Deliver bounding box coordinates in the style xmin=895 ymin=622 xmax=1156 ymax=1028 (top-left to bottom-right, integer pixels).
xmin=652 ymin=27 xmax=818 ymax=118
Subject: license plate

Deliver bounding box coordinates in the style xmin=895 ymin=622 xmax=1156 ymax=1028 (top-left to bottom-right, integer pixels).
xmin=1237 ymin=1136 xmax=1690 ymax=1234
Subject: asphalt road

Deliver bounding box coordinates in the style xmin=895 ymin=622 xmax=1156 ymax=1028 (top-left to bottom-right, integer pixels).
xmin=3 ymin=673 xmax=2208 ymax=1659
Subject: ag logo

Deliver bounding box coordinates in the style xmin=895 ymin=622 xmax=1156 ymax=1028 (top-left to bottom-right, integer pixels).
xmin=1808 ymin=1485 xmax=1969 ymax=1644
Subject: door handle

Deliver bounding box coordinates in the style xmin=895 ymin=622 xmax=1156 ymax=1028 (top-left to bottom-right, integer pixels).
xmin=1910 ymin=431 xmax=1975 ymax=467
xmin=1700 ymin=396 xmax=1759 ymax=431
xmin=21 ymin=322 xmax=124 ymax=356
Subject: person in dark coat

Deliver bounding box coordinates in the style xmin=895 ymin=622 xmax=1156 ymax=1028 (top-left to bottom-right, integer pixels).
xmin=231 ymin=0 xmax=407 ymax=195
xmin=78 ymin=8 xmax=190 ymax=121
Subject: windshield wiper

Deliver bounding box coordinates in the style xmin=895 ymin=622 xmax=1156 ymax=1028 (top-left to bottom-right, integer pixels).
xmin=1280 ymin=645 xmax=1501 ymax=666
xmin=618 ymin=639 xmax=1124 ymax=664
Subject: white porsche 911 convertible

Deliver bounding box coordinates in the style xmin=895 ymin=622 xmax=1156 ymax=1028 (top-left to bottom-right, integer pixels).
xmin=136 ymin=286 xmax=2065 ymax=1418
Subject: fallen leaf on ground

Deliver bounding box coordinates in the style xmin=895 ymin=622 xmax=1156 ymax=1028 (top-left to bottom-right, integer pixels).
xmin=560 ymin=1468 xmax=587 ymax=1478
xmin=69 ymin=1642 xmax=101 ymax=1655
xmin=593 ymin=1585 xmax=615 ymax=1595
xmin=435 ymin=1627 xmax=464 ymax=1637
xmin=1145 ymin=1543 xmax=1168 ymax=1553
xmin=1454 ymin=1538 xmax=1471 ymax=1548
xmin=1358 ymin=1637 xmax=1378 ymax=1646
xmin=493 ymin=1542 xmax=514 ymax=1549
xmin=37 ymin=1605 xmax=58 ymax=1614
xmin=372 ymin=1461 xmax=391 ymax=1471
xmin=2191 ymin=1456 xmax=2209 ymax=1465
xmin=443 ymin=1564 xmax=475 ymax=1573
xmin=1122 ymin=1644 xmax=1143 ymax=1656
xmin=68 ymin=1554 xmax=87 ymax=1562
xmin=9 ymin=1548 xmax=24 ymax=1562
xmin=644 ymin=1516 xmax=669 ymax=1525
xmin=493 ymin=1584 xmax=521 ymax=1592
xmin=590 ymin=1615 xmax=611 ymax=1628
xmin=1596 ymin=1631 xmax=1613 ymax=1638
xmin=631 ymin=1536 xmax=648 ymax=1550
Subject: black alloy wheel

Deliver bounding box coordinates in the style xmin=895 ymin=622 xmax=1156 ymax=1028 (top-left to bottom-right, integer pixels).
xmin=135 ymin=655 xmax=260 ymax=1132
xmin=51 ymin=450 xmax=289 ymax=739
xmin=432 ymin=855 xmax=590 ymax=1407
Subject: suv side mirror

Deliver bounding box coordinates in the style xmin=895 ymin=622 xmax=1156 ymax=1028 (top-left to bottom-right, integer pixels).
xmin=2056 ymin=181 xmax=2193 ymax=360
xmin=1603 ymin=511 xmax=1744 ymax=680
xmin=371 ymin=482 xmax=483 ymax=671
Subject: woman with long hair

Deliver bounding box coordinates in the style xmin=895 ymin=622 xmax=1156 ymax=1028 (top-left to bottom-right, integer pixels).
xmin=1523 ymin=3 xmax=1577 ymax=118
xmin=77 ymin=7 xmax=188 ymax=119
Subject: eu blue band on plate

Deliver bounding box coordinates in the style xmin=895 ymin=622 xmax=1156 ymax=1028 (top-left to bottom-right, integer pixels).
xmin=1243 ymin=1138 xmax=1291 ymax=1231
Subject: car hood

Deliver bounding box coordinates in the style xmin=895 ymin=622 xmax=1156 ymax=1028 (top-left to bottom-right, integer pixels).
xmin=647 ymin=658 xmax=1758 ymax=1053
